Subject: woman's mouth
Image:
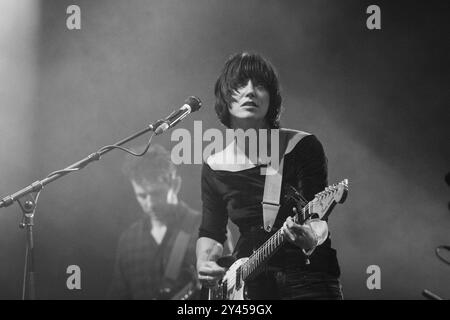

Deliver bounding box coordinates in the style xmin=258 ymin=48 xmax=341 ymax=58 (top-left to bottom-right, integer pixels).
xmin=242 ymin=101 xmax=258 ymax=108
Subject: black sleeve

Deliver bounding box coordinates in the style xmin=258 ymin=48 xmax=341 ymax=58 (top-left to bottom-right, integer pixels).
xmin=293 ymin=135 xmax=328 ymax=203
xmin=198 ymin=164 xmax=229 ymax=244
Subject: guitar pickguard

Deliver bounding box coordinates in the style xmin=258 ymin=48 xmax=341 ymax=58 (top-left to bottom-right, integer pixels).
xmin=209 ymin=258 xmax=249 ymax=300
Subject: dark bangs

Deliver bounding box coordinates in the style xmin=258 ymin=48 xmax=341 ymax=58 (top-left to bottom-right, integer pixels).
xmin=214 ymin=52 xmax=282 ymax=128
xmin=227 ymin=54 xmax=277 ymax=94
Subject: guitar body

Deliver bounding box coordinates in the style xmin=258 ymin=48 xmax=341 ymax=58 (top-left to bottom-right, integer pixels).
xmin=170 ymin=281 xmax=200 ymax=300
xmin=158 ymin=266 xmax=200 ymax=300
xmin=208 ymin=257 xmax=249 ymax=300
xmin=158 ymin=280 xmax=200 ymax=300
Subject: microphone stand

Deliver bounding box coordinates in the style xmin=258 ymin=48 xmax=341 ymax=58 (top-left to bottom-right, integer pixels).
xmin=0 ymin=119 xmax=164 ymax=300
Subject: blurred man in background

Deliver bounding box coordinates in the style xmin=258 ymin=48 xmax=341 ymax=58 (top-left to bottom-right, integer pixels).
xmin=108 ymin=144 xmax=201 ymax=299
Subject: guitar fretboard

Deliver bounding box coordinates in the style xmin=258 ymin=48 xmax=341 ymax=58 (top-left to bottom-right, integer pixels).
xmin=241 ymin=202 xmax=312 ymax=281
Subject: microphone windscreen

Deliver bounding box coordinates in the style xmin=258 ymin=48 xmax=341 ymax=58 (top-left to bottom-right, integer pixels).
xmin=185 ymin=96 xmax=202 ymax=112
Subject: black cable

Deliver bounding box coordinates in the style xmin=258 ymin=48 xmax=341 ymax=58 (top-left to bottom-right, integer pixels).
xmin=97 ymin=132 xmax=154 ymax=156
xmin=46 ymin=133 xmax=155 ymax=179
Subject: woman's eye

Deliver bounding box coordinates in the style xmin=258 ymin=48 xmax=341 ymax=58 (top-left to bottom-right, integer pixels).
xmin=252 ymin=82 xmax=265 ymax=89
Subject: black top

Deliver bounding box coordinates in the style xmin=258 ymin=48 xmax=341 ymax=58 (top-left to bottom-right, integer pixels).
xmin=109 ymin=202 xmax=200 ymax=299
xmin=198 ymin=134 xmax=340 ymax=277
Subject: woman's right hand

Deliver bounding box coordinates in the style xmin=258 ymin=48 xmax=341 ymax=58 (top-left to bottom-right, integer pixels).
xmin=197 ymin=260 xmax=226 ymax=288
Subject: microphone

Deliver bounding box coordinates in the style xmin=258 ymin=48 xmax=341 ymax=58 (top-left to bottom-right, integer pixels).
xmin=153 ymin=96 xmax=202 ymax=135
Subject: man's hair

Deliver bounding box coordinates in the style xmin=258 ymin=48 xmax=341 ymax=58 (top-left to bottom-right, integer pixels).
xmin=122 ymin=144 xmax=175 ymax=186
xmin=214 ymin=52 xmax=282 ymax=128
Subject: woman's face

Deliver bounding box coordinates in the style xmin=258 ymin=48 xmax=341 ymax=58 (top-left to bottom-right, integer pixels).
xmin=229 ymin=79 xmax=270 ymax=128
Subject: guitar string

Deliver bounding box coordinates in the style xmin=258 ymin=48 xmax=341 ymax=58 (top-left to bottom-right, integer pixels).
xmin=240 ymin=202 xmax=310 ymax=281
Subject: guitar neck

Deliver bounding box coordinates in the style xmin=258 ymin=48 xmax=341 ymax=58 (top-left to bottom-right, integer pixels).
xmin=241 ymin=204 xmax=312 ymax=281
xmin=240 ymin=179 xmax=348 ymax=282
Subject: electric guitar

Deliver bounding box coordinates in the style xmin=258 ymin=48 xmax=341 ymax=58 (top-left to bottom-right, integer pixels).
xmin=206 ymin=179 xmax=349 ymax=300
xmin=158 ymin=266 xmax=200 ymax=300
xmin=170 ymin=281 xmax=201 ymax=300
xmin=158 ymin=280 xmax=200 ymax=300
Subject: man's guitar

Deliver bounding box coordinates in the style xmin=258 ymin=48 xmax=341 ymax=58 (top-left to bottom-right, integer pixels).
xmin=158 ymin=280 xmax=200 ymax=300
xmin=206 ymin=179 xmax=349 ymax=300
xmin=170 ymin=281 xmax=200 ymax=300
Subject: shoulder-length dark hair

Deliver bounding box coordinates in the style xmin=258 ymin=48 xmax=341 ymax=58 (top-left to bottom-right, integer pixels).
xmin=214 ymin=52 xmax=282 ymax=128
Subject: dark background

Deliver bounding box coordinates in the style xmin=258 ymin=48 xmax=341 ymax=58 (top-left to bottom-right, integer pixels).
xmin=0 ymin=0 xmax=448 ymax=299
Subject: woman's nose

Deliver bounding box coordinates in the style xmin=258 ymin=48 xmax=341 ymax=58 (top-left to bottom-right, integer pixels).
xmin=245 ymin=80 xmax=256 ymax=97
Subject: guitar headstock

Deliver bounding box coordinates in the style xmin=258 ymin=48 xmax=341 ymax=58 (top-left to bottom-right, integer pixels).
xmin=311 ymin=179 xmax=349 ymax=220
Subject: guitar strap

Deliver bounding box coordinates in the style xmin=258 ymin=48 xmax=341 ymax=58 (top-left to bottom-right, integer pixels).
xmin=164 ymin=230 xmax=191 ymax=281
xmin=164 ymin=206 xmax=198 ymax=281
xmin=262 ymin=129 xmax=311 ymax=232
